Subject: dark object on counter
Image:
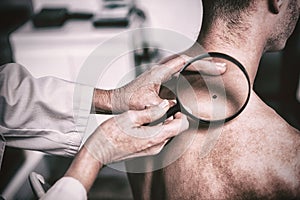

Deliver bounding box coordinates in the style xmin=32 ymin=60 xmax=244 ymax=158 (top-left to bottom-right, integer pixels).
xmin=93 ymin=17 xmax=129 ymax=27
xmin=32 ymin=8 xmax=93 ymax=28
xmin=0 ymin=0 xmax=33 ymax=65
xmin=93 ymin=0 xmax=135 ymax=28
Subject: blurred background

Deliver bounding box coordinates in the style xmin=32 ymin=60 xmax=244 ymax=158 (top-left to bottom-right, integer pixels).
xmin=0 ymin=0 xmax=299 ymax=199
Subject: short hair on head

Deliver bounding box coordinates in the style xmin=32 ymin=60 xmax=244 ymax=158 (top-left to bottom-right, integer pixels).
xmin=201 ymin=0 xmax=256 ymax=34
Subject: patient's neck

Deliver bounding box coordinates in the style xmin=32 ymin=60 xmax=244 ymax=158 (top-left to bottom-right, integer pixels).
xmin=191 ymin=28 xmax=266 ymax=86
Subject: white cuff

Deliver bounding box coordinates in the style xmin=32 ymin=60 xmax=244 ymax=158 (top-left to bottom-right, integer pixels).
xmin=73 ymin=84 xmax=94 ymax=140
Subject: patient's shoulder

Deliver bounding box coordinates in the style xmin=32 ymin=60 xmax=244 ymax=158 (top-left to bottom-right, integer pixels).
xmin=240 ymin=92 xmax=299 ymax=135
xmin=217 ymin=92 xmax=300 ymax=162
xmin=126 ymin=92 xmax=300 ymax=200
xmin=161 ymin=91 xmax=300 ymax=199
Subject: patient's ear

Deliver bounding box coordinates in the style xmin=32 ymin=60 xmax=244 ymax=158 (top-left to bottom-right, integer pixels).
xmin=269 ymin=0 xmax=283 ymax=14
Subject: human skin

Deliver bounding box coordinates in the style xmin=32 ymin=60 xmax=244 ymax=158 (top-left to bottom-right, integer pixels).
xmin=126 ymin=0 xmax=300 ymax=199
xmin=50 ymin=55 xmax=226 ymax=195
xmin=92 ymin=55 xmax=226 ymax=113
xmin=64 ymin=101 xmax=188 ymax=192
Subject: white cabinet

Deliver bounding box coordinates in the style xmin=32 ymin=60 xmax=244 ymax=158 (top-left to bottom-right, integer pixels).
xmin=10 ymin=21 xmax=136 ymax=87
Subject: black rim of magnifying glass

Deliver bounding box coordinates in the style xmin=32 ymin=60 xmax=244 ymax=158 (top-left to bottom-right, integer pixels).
xmin=175 ymin=52 xmax=251 ymax=124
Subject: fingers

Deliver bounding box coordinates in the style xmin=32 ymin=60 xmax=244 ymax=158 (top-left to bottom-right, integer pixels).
xmin=142 ymin=112 xmax=189 ymax=143
xmin=120 ymin=140 xmax=169 ymax=160
xmin=133 ymin=100 xmax=171 ymax=125
xmin=95 ymin=105 xmax=188 ymax=163
xmin=160 ymin=112 xmax=189 ymax=138
xmin=154 ymin=55 xmax=188 ymax=83
xmin=185 ymin=60 xmax=227 ymax=76
xmin=143 ymin=96 xmax=165 ymax=108
xmin=151 ymin=55 xmax=227 ymax=86
xmin=134 ymin=139 xmax=169 ymax=157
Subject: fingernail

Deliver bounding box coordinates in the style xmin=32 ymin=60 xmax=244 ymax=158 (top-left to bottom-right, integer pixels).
xmin=215 ymin=62 xmax=226 ymax=69
xmin=215 ymin=62 xmax=227 ymax=73
xmin=215 ymin=62 xmax=226 ymax=68
xmin=159 ymin=100 xmax=169 ymax=109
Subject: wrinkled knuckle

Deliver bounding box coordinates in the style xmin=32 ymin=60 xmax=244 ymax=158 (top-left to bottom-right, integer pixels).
xmin=127 ymin=110 xmax=137 ymax=122
xmin=147 ymin=138 xmax=159 ymax=147
xmin=177 ymin=56 xmax=188 ymax=65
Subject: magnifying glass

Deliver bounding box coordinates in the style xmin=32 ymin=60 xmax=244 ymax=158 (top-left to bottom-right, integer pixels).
xmin=151 ymin=52 xmax=251 ymax=125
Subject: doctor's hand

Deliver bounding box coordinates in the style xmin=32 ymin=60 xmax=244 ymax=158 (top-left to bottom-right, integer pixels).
xmin=61 ymin=100 xmax=188 ymax=192
xmin=93 ymin=54 xmax=227 ymax=113
xmin=84 ymin=100 xmax=188 ymax=165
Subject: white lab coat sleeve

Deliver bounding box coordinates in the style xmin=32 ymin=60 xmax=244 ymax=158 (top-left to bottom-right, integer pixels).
xmin=41 ymin=177 xmax=87 ymax=200
xmin=0 ymin=63 xmax=94 ymax=158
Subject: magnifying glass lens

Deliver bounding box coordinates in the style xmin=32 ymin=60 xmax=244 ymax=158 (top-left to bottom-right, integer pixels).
xmin=176 ymin=54 xmax=250 ymax=122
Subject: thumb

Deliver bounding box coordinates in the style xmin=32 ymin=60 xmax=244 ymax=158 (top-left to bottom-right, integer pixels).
xmin=185 ymin=59 xmax=227 ymax=76
xmin=158 ymin=55 xmax=188 ymax=82
xmin=134 ymin=100 xmax=170 ymax=125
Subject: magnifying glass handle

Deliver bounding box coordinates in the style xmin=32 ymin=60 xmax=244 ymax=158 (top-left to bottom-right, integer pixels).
xmin=166 ymin=103 xmax=181 ymax=119
xmin=144 ymin=103 xmax=181 ymax=126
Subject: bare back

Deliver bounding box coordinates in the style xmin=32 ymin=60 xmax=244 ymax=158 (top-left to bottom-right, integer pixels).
xmin=127 ymin=91 xmax=300 ymax=199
